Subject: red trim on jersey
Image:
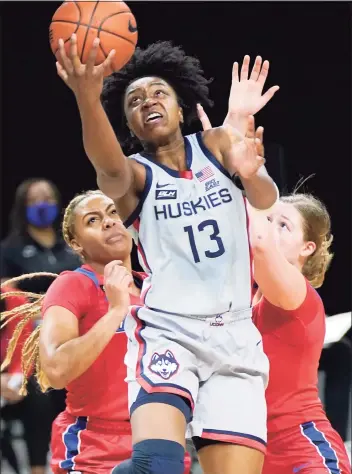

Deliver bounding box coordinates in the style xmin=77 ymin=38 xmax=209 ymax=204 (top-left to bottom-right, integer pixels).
xmin=133 ymin=218 xmax=140 ymax=232
xmin=201 ymin=429 xmax=266 ymax=454
xmin=179 ymin=170 xmax=193 ymax=180
xmin=133 ymin=220 xmax=151 ymax=273
xmin=140 ymin=284 xmax=152 ymax=303
xmin=131 ymin=306 xmax=195 ymax=410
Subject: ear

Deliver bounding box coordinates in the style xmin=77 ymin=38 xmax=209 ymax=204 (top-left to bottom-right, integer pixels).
xmin=178 ymin=107 xmax=184 ymax=124
xmin=70 ymin=238 xmax=83 ymax=256
xmin=165 ymin=350 xmax=174 ymax=359
xmin=300 ymin=240 xmax=316 ymax=258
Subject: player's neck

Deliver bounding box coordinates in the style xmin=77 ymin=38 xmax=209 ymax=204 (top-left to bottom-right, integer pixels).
xmin=87 ymin=257 xmax=132 ymax=276
xmin=27 ymin=225 xmax=56 ymax=248
xmin=143 ymin=132 xmax=187 ymax=170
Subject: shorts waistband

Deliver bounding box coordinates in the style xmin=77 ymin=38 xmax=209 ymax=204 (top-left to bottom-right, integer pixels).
xmin=146 ymin=306 xmax=252 ymax=322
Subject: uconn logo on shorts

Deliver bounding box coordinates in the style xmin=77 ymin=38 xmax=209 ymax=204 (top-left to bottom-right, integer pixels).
xmin=148 ymin=350 xmax=179 ymax=380
xmin=210 ymin=314 xmax=224 ymax=327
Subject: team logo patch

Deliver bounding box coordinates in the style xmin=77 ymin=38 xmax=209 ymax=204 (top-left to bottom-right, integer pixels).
xmin=155 ymin=189 xmax=177 ymax=200
xmin=210 ymin=314 xmax=224 ymax=327
xmin=148 ymin=350 xmax=179 ymax=379
xmin=195 ymin=166 xmax=214 ymax=183
xmin=205 ymin=178 xmax=220 ymax=192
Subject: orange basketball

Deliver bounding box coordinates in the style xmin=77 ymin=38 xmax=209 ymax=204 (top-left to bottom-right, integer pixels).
xmin=49 ymin=1 xmax=138 ymax=76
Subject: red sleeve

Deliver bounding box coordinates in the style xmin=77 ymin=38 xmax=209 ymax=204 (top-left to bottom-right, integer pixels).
xmin=1 ymin=288 xmax=34 ymax=374
xmin=260 ymin=280 xmax=324 ymax=326
xmin=42 ymin=272 xmax=93 ymax=320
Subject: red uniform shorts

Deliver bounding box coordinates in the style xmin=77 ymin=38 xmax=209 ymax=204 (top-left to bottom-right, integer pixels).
xmin=263 ymin=420 xmax=351 ymax=474
xmin=51 ymin=411 xmax=191 ymax=474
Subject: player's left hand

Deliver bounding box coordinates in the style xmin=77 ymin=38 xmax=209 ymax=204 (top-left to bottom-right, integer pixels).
xmin=225 ymin=115 xmax=265 ymax=179
xmin=227 ymin=55 xmax=280 ymax=118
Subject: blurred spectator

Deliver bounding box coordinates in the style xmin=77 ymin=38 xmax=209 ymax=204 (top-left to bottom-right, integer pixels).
xmin=1 ymin=285 xmax=54 ymax=474
xmin=0 ymin=178 xmax=81 ymax=294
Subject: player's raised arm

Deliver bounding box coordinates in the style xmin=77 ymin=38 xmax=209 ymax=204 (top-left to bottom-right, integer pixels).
xmin=250 ymin=194 xmax=334 ymax=311
xmin=56 ymin=35 xmax=144 ymax=201
xmin=249 ymin=205 xmax=308 ymax=310
xmin=204 ymin=116 xmax=278 ymax=210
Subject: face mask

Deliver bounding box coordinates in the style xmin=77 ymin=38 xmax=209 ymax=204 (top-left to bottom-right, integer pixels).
xmin=26 ymin=202 xmax=59 ymax=228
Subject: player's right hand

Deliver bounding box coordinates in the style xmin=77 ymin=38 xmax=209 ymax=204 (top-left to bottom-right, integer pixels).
xmin=56 ymin=34 xmax=115 ymax=102
xmin=103 ymin=260 xmax=133 ymax=314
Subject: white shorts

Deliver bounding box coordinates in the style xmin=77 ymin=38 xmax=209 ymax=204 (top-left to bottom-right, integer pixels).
xmin=124 ymin=305 xmax=269 ymax=454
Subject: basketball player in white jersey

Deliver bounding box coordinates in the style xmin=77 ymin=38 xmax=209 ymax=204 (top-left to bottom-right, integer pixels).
xmin=56 ymin=37 xmax=279 ymax=474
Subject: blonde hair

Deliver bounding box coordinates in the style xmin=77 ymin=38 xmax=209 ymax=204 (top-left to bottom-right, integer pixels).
xmin=1 ymin=190 xmax=104 ymax=395
xmin=280 ymin=193 xmax=333 ymax=288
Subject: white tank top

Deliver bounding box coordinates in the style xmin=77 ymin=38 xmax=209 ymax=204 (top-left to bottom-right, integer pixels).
xmin=125 ymin=132 xmax=252 ymax=316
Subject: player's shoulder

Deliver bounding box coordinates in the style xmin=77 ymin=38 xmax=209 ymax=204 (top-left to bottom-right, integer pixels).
xmin=293 ymin=280 xmax=325 ymax=320
xmin=47 ymin=267 xmax=99 ymax=294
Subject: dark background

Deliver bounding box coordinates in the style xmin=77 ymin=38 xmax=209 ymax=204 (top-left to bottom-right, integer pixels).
xmin=1 ymin=1 xmax=351 ymax=315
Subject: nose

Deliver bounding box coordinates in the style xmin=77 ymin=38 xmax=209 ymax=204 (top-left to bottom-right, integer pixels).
xmin=142 ymin=97 xmax=157 ymax=109
xmin=103 ymin=217 xmax=116 ymax=229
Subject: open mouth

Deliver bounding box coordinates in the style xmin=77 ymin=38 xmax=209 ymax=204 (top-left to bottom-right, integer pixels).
xmin=145 ymin=112 xmax=163 ymax=124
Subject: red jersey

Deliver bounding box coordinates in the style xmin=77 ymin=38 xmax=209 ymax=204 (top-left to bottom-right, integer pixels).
xmin=42 ymin=264 xmax=145 ymax=422
xmin=252 ymin=279 xmax=327 ymax=433
xmin=1 ymin=286 xmax=33 ymax=374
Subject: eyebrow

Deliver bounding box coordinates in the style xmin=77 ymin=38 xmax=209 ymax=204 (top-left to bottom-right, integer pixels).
xmin=83 ymin=203 xmax=115 ymax=219
xmin=281 ymin=215 xmax=293 ymax=224
xmin=127 ymin=81 xmax=167 ymax=96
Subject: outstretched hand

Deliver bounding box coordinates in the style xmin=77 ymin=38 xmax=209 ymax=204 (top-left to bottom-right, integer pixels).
xmin=56 ymin=34 xmax=116 ymax=101
xmin=197 ymin=104 xmax=265 ymax=160
xmin=227 ymin=55 xmax=280 ymax=118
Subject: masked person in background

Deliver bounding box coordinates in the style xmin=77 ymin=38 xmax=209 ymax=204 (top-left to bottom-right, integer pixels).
xmin=0 ymin=178 xmax=82 ymax=463
xmin=1 ymin=178 xmax=81 ymax=295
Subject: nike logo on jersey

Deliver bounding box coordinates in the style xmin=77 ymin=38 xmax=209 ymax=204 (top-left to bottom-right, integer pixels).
xmin=156 ymin=183 xmax=172 ymax=188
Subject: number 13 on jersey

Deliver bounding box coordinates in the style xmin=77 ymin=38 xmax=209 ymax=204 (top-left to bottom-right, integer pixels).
xmin=184 ymin=219 xmax=225 ymax=263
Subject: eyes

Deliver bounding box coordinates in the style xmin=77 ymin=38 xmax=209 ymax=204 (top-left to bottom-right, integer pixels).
xmin=87 ymin=209 xmax=118 ymax=225
xmin=267 ymin=216 xmax=289 ymax=230
xmin=129 ymin=89 xmax=167 ymax=106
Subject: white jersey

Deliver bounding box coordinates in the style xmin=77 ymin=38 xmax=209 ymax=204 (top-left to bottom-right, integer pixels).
xmin=125 ymin=132 xmax=252 ymax=316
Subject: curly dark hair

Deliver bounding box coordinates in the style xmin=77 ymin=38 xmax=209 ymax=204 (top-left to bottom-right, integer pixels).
xmin=102 ymin=41 xmax=213 ymax=153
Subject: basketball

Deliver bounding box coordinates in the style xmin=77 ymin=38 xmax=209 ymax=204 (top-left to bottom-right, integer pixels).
xmin=49 ymin=1 xmax=138 ymax=76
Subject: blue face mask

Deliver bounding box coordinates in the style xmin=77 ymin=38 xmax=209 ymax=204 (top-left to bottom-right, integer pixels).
xmin=26 ymin=202 xmax=59 ymax=228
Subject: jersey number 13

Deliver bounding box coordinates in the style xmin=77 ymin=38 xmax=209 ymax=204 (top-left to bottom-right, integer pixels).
xmin=184 ymin=219 xmax=225 ymax=263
